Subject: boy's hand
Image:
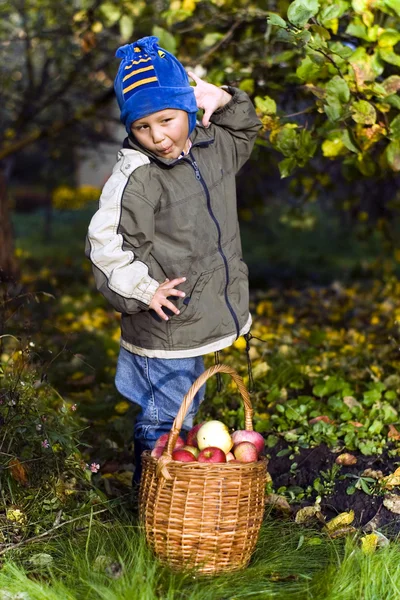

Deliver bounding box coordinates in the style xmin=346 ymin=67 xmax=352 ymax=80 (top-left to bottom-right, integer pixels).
xmin=149 ymin=277 xmax=186 ymax=321
xmin=188 ymin=71 xmax=231 ymax=127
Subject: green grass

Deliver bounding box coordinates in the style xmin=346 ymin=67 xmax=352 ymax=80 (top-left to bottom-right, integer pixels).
xmin=1 ymin=509 xmax=400 ymax=600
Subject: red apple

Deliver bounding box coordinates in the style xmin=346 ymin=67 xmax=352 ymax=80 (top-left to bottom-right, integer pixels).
xmin=233 ymin=441 xmax=258 ymax=463
xmin=226 ymin=452 xmax=235 ymax=462
xmin=155 ymin=433 xmax=185 ymax=450
xmin=172 ymin=449 xmax=197 ymax=462
xmin=151 ymin=446 xmax=164 ymax=459
xmin=186 ymin=422 xmax=204 ymax=448
xmin=198 ymin=447 xmax=227 ymax=463
xmin=182 ymin=445 xmax=199 ymax=458
xmin=231 ymin=430 xmax=265 ymax=455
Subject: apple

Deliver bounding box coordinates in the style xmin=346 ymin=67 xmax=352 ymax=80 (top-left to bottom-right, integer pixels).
xmin=197 ymin=421 xmax=233 ymax=453
xmin=233 ymin=441 xmax=258 ymax=463
xmin=172 ymin=449 xmax=197 ymax=462
xmin=182 ymin=445 xmax=199 ymax=458
xmin=198 ymin=447 xmax=227 ymax=463
xmin=226 ymin=452 xmax=235 ymax=462
xmin=151 ymin=446 xmax=164 ymax=459
xmin=186 ymin=422 xmax=204 ymax=448
xmin=231 ymin=430 xmax=265 ymax=455
xmin=155 ymin=433 xmax=185 ymax=450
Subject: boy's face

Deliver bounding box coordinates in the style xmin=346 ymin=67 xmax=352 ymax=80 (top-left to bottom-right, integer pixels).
xmin=131 ymin=109 xmax=189 ymax=159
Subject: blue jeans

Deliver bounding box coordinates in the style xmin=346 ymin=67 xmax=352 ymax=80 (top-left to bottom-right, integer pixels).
xmin=115 ymin=347 xmax=205 ymax=482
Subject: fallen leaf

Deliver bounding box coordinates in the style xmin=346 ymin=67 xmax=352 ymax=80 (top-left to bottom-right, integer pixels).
xmin=383 ymin=494 xmax=400 ymax=514
xmin=361 ymin=468 xmax=384 ymax=480
xmin=309 ymin=415 xmax=333 ymax=425
xmin=252 ymin=361 xmax=271 ymax=379
xmin=335 ymin=453 xmax=357 ymax=466
xmin=328 ymin=526 xmax=357 ymax=539
xmin=343 ymin=396 xmax=362 ymax=409
xmin=361 ymin=533 xmax=378 ymax=554
xmin=381 ymin=467 xmax=400 ymax=490
xmin=295 ymin=505 xmax=325 ymax=524
xmin=28 ymin=553 xmax=53 ymax=568
xmin=324 ymin=510 xmax=355 ymax=533
xmin=9 ymin=458 xmax=28 ymax=487
xmin=349 ymin=421 xmax=364 ymax=428
xmin=388 ymin=424 xmax=400 ymax=440
xmin=265 ymin=494 xmax=291 ymax=514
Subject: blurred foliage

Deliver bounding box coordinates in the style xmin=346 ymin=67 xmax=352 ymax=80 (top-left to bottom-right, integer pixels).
xmin=52 ymin=185 xmax=100 ymax=210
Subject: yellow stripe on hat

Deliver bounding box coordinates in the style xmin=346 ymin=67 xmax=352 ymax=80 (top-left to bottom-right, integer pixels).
xmin=124 ymin=57 xmax=152 ymax=69
xmin=123 ymin=65 xmax=155 ymax=83
xmin=123 ymin=76 xmax=158 ymax=94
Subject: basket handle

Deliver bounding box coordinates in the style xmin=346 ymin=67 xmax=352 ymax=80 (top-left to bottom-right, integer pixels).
xmin=156 ymin=364 xmax=254 ymax=479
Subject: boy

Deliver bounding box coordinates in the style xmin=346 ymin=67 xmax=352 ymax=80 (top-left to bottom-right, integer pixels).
xmin=86 ymin=36 xmax=261 ymax=482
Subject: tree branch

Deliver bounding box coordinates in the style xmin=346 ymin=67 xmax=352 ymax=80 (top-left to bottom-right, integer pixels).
xmin=0 ymin=87 xmax=115 ymax=161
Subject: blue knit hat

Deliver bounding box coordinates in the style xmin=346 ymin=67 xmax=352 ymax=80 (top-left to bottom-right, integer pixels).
xmin=114 ymin=36 xmax=198 ymax=135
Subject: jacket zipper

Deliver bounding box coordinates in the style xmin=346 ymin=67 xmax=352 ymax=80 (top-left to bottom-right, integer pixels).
xmin=188 ymin=150 xmax=240 ymax=339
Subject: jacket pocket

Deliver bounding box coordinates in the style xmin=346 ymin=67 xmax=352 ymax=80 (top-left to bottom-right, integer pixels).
xmin=171 ymin=270 xmax=214 ymax=321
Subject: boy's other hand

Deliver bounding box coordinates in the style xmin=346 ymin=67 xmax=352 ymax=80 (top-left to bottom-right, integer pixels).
xmin=188 ymin=71 xmax=231 ymax=127
xmin=149 ymin=277 xmax=186 ymax=321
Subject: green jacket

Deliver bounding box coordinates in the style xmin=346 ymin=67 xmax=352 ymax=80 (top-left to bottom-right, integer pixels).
xmin=86 ymin=87 xmax=261 ymax=358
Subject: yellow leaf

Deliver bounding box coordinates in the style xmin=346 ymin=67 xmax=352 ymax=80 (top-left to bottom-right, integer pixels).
xmin=6 ymin=507 xmax=27 ymax=524
xmin=324 ymin=510 xmax=355 ymax=533
xmin=233 ymin=336 xmax=247 ymax=351
xmin=114 ymin=401 xmax=130 ymax=414
xmin=265 ymin=494 xmax=291 ymax=514
xmin=381 ymin=467 xmax=400 ymax=489
xmin=295 ymin=505 xmax=325 ymax=524
xmin=361 ymin=533 xmax=378 ymax=554
xmin=252 ymin=362 xmax=270 ymax=379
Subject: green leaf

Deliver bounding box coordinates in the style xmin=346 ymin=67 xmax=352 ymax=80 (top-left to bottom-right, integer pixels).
xmin=119 ymin=15 xmax=134 ymax=41
xmin=322 ymin=138 xmax=346 ymax=157
xmin=326 ymin=76 xmax=350 ymax=103
xmin=267 ymin=12 xmax=287 ymax=28
xmin=342 ymin=129 xmax=359 ymax=153
xmin=255 ymin=95 xmax=277 ymax=115
xmin=360 ymin=478 xmax=373 ymax=494
xmin=385 ymin=94 xmax=400 ymax=110
xmin=296 ymin=56 xmax=321 ymax=81
xmin=379 ymin=48 xmax=400 ymax=67
xmin=390 ymin=115 xmax=400 ymax=140
xmin=287 ymin=0 xmax=320 ymax=27
xmin=310 ymin=24 xmax=331 ymax=39
xmin=152 ymin=26 xmax=177 ymax=54
xmin=351 ymin=100 xmax=377 ymax=125
xmin=274 ymin=126 xmax=299 ymax=156
xmin=383 ymin=0 xmax=400 ymax=16
xmin=100 ymin=1 xmax=121 ymax=25
xmin=279 ymin=157 xmax=297 ymax=178
xmin=240 ymin=79 xmax=255 ymax=95
xmin=201 ymin=32 xmax=224 ymax=49
xmin=345 ymin=18 xmax=368 ymax=40
xmin=378 ymin=29 xmax=400 ymax=48
xmin=320 ymin=4 xmax=343 ymax=21
xmin=386 ymin=141 xmax=400 ymax=171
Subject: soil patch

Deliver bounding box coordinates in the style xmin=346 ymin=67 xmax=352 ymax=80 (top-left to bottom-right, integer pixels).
xmin=268 ymin=442 xmax=400 ymax=537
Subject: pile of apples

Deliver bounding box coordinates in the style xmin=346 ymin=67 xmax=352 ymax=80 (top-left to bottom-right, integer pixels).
xmin=150 ymin=420 xmax=265 ymax=463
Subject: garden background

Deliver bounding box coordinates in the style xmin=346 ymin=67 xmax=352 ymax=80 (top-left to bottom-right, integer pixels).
xmin=1 ymin=0 xmax=400 ymax=597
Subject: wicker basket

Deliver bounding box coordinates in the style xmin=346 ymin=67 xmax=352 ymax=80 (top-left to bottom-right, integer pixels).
xmin=139 ymin=364 xmax=268 ymax=575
